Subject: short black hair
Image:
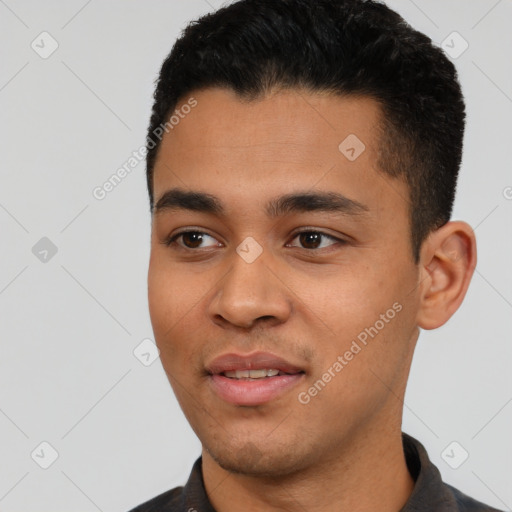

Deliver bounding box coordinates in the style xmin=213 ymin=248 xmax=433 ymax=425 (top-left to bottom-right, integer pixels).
xmin=146 ymin=0 xmax=465 ymax=262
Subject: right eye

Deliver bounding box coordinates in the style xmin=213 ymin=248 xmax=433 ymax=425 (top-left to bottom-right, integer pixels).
xmin=163 ymin=230 xmax=222 ymax=250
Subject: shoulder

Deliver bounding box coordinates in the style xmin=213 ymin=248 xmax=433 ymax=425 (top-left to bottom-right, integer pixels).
xmin=401 ymin=434 xmax=504 ymax=512
xmin=127 ymin=485 xmax=184 ymax=512
xmin=126 ymin=457 xmax=210 ymax=512
xmin=446 ymin=484 xmax=505 ymax=512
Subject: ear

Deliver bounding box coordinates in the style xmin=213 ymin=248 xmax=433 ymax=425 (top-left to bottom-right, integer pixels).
xmin=416 ymin=221 xmax=477 ymax=330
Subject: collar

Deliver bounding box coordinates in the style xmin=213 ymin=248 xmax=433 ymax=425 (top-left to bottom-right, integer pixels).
xmin=130 ymin=433 xmax=499 ymax=511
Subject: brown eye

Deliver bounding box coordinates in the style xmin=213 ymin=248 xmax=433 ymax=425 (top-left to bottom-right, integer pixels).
xmin=289 ymin=231 xmax=340 ymax=250
xmin=164 ymin=231 xmax=220 ymax=249
xmin=298 ymin=232 xmax=322 ymax=249
xmin=182 ymin=232 xmax=205 ymax=248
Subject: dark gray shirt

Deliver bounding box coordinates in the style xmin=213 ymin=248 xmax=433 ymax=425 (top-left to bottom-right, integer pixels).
xmin=129 ymin=433 xmax=502 ymax=511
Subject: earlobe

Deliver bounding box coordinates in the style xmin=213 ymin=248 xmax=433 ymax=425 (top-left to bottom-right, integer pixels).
xmin=416 ymin=221 xmax=477 ymax=330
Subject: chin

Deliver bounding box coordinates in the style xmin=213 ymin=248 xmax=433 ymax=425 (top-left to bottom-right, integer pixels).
xmin=204 ymin=437 xmax=311 ymax=478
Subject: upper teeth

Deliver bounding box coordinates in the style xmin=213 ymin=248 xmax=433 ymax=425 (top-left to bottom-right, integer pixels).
xmin=224 ymin=369 xmax=280 ymax=379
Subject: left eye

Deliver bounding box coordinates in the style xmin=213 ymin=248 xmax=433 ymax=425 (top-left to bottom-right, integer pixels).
xmin=287 ymin=231 xmax=341 ymax=250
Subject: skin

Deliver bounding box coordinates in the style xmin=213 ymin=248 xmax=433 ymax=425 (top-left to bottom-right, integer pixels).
xmin=147 ymin=87 xmax=476 ymax=512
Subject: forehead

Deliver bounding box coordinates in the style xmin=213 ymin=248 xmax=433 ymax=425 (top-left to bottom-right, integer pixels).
xmin=155 ymin=87 xmax=381 ymax=161
xmin=152 ymin=87 xmax=400 ymax=215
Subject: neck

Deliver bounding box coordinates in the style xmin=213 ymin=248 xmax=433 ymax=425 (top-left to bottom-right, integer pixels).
xmin=202 ymin=423 xmax=414 ymax=512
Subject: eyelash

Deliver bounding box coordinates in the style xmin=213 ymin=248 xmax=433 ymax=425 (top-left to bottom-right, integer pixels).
xmin=162 ymin=228 xmax=346 ymax=251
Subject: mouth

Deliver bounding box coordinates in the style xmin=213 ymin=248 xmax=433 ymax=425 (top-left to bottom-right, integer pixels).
xmin=206 ymin=352 xmax=306 ymax=406
xmin=222 ymin=368 xmax=303 ymax=379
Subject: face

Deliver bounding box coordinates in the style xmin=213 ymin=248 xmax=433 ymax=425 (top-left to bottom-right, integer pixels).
xmin=148 ymin=88 xmax=422 ymax=477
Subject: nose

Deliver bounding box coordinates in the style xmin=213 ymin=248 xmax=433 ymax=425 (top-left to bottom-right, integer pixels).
xmin=208 ymin=249 xmax=292 ymax=330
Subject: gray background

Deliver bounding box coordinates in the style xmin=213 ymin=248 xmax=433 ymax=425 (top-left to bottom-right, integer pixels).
xmin=0 ymin=0 xmax=511 ymax=510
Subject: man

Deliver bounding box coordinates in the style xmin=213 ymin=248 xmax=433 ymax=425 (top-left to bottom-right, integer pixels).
xmin=129 ymin=0 xmax=501 ymax=510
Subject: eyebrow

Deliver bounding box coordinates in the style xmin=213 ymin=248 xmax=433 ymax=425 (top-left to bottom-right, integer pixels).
xmin=153 ymin=188 xmax=369 ymax=218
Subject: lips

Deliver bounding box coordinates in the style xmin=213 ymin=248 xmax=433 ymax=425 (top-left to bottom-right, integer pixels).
xmin=206 ymin=351 xmax=306 ymax=406
xmin=206 ymin=351 xmax=305 ymax=376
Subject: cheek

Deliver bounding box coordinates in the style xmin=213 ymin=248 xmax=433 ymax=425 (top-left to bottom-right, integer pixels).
xmin=148 ymin=256 xmax=191 ymax=352
xmin=147 ymin=263 xmax=173 ymax=335
xmin=285 ymin=263 xmax=395 ymax=334
xmin=148 ymin=251 xmax=196 ymax=327
xmin=294 ymin=261 xmax=416 ymax=373
xmin=147 ymin=254 xmax=213 ymax=372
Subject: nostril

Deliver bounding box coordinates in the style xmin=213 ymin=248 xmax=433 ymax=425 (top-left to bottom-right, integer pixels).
xmin=256 ymin=315 xmax=275 ymax=322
